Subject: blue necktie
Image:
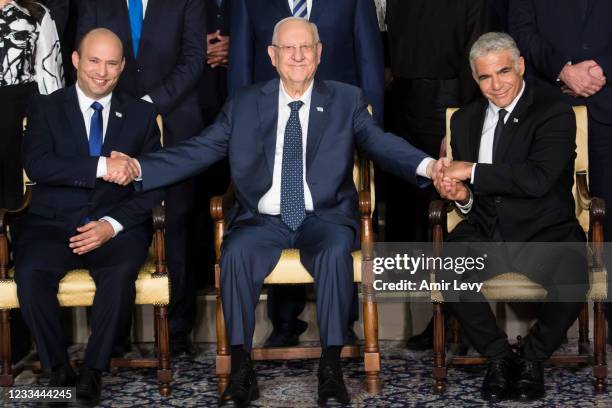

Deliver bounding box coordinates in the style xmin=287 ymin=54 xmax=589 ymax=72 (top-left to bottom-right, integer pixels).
xmin=89 ymin=101 xmax=103 ymax=157
xmin=128 ymin=0 xmax=143 ymax=57
xmin=292 ymin=0 xmax=307 ymax=18
xmin=280 ymin=101 xmax=306 ymax=230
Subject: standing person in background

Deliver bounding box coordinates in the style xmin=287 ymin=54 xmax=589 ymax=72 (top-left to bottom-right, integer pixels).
xmin=77 ymin=0 xmax=206 ymax=356
xmin=194 ymin=0 xmax=232 ymax=296
xmin=0 ymin=0 xmax=63 ymax=376
xmin=384 ymin=0 xmax=490 ymax=350
xmin=38 ymin=0 xmax=68 ymax=36
xmin=509 ymin=0 xmax=612 ymax=346
xmin=227 ymin=0 xmax=384 ymax=349
xmin=487 ymin=0 xmax=508 ymax=32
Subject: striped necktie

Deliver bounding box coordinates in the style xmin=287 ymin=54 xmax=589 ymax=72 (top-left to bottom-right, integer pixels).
xmin=292 ymin=0 xmax=307 ymax=18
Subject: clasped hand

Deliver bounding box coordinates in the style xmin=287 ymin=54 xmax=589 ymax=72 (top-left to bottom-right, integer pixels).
xmin=103 ymin=151 xmax=140 ymax=186
xmin=430 ymin=158 xmax=472 ymax=203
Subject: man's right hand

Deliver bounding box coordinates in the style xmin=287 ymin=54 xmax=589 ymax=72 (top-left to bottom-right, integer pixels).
xmin=104 ymin=151 xmax=141 ymax=186
xmin=559 ymin=60 xmax=607 ymax=97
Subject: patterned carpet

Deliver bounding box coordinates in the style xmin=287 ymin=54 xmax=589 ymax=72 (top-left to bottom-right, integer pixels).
xmin=11 ymin=340 xmax=612 ymax=407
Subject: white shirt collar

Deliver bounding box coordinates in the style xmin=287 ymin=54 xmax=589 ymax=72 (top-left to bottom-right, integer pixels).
xmin=75 ymin=83 xmax=112 ymax=114
xmin=487 ymin=80 xmax=525 ymax=116
xmin=279 ymin=80 xmax=314 ymax=109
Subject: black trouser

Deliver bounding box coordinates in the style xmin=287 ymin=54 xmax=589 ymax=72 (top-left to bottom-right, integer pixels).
xmin=384 ymin=77 xmax=459 ymax=242
xmin=222 ymin=215 xmax=356 ymax=350
xmin=588 ymin=118 xmax=612 ymax=329
xmin=0 ymin=82 xmax=37 ymax=210
xmin=15 ymin=216 xmax=150 ymax=371
xmin=442 ymin=225 xmax=588 ymax=361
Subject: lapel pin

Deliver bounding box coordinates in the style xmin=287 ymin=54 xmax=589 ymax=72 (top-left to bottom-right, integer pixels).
xmin=513 ymin=117 xmax=519 ymax=123
xmin=316 ymin=106 xmax=324 ymax=112
xmin=115 ymin=111 xmax=123 ymax=118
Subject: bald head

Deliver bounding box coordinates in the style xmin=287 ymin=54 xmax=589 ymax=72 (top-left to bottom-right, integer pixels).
xmin=271 ymin=17 xmax=320 ymax=45
xmin=72 ymin=28 xmax=125 ymax=99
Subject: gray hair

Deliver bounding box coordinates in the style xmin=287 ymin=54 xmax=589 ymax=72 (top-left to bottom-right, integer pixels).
xmin=469 ymin=32 xmax=521 ymax=73
xmin=271 ymin=16 xmax=320 ymax=45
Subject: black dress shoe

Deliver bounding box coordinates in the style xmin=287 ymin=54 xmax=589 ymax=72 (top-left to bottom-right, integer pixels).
xmin=514 ymin=357 xmax=545 ymax=401
xmin=171 ymin=332 xmax=196 ymax=356
xmin=317 ymin=359 xmax=350 ymax=406
xmin=76 ymin=366 xmax=102 ymax=407
xmin=219 ymin=359 xmax=259 ymax=408
xmin=481 ymin=353 xmax=516 ymax=402
xmin=48 ymin=364 xmax=77 ymax=387
xmin=406 ymin=318 xmax=434 ymax=350
xmin=46 ymin=365 xmax=77 ymax=407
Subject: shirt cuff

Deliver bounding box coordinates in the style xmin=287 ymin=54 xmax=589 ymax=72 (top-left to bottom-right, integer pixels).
xmin=416 ymin=157 xmax=435 ymax=179
xmin=134 ymin=159 xmax=143 ymax=181
xmin=455 ymin=189 xmax=473 ymax=214
xmin=96 ymin=157 xmax=107 ymax=178
xmin=141 ymin=95 xmax=154 ymax=103
xmin=100 ymin=216 xmax=123 ymax=236
xmin=470 ymin=163 xmax=477 ymax=184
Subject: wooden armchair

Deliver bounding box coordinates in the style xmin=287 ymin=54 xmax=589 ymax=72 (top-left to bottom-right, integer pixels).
xmin=210 ymin=153 xmax=381 ymax=394
xmin=429 ymin=106 xmax=607 ymax=393
xmin=0 ymin=116 xmax=172 ymax=395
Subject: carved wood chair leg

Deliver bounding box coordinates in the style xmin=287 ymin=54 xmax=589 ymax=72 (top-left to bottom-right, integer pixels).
xmin=155 ymin=305 xmax=172 ymax=396
xmin=593 ymin=301 xmax=607 ymax=392
xmin=578 ymin=302 xmax=590 ymax=355
xmin=433 ymin=303 xmax=446 ymax=393
xmin=0 ymin=309 xmax=13 ymax=386
xmin=215 ymin=264 xmax=230 ymax=395
xmin=362 ymin=292 xmax=381 ymax=394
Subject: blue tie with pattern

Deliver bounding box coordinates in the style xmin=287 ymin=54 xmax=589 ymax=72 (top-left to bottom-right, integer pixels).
xmin=292 ymin=0 xmax=307 ymax=18
xmin=128 ymin=0 xmax=143 ymax=57
xmin=89 ymin=101 xmax=103 ymax=157
xmin=281 ymin=101 xmax=306 ymax=230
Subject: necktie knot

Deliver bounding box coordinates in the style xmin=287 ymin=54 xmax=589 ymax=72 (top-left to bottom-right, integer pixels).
xmin=288 ymin=100 xmax=303 ymax=113
xmin=498 ymin=108 xmax=507 ymax=123
xmin=91 ymin=101 xmax=103 ymax=112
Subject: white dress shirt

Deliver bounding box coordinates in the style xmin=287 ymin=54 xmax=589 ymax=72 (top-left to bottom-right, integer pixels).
xmin=456 ymin=81 xmax=526 ymax=213
xmin=75 ymin=84 xmax=123 ymax=235
xmin=287 ymin=0 xmax=312 ymax=19
xmin=258 ymin=81 xmax=315 ymax=214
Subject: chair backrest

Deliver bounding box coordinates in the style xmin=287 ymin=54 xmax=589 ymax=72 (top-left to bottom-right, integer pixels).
xmin=353 ymin=106 xmax=376 ymax=214
xmin=444 ymin=105 xmax=589 ymax=233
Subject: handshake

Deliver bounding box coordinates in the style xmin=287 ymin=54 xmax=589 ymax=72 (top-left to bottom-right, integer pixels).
xmin=104 ymin=151 xmax=141 ymax=186
xmin=427 ymin=158 xmax=474 ymax=204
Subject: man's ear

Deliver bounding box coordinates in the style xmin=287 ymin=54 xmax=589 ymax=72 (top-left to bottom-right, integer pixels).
xmin=71 ymin=50 xmax=80 ymax=71
xmin=267 ymin=45 xmax=277 ymax=68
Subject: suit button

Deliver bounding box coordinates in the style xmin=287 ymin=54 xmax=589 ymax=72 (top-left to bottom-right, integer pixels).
xmin=136 ymin=68 xmax=141 ymax=73
xmin=582 ymin=43 xmax=590 ymax=50
xmin=494 ymin=197 xmax=502 ymax=204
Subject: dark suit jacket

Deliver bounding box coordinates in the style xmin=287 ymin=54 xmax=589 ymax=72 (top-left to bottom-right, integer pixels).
xmin=449 ymin=84 xmax=584 ymax=243
xmin=40 ymin=0 xmax=70 ymax=36
xmin=227 ymin=0 xmax=384 ymax=122
xmin=77 ymin=0 xmax=206 ymax=143
xmin=137 ymin=79 xmax=428 ymax=239
xmin=22 ymin=86 xmax=164 ymax=235
xmin=509 ymin=0 xmax=612 ymax=124
xmin=198 ymin=0 xmax=231 ymax=113
xmin=386 ymin=0 xmax=490 ymax=105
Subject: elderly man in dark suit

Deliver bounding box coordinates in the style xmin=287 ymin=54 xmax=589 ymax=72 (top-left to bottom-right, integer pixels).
xmin=228 ymin=0 xmax=384 ymax=349
xmin=15 ymin=28 xmax=163 ymax=405
xmin=434 ymin=32 xmax=587 ymax=402
xmin=77 ymin=0 xmax=206 ymax=354
xmin=509 ymin=0 xmax=612 ymax=344
xmin=107 ymin=17 xmax=443 ymax=407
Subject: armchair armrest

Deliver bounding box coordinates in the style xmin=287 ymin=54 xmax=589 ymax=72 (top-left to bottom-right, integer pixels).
xmin=210 ymin=185 xmax=235 ymax=263
xmin=576 ymin=171 xmax=606 ymax=268
xmin=152 ymin=204 xmax=168 ymax=277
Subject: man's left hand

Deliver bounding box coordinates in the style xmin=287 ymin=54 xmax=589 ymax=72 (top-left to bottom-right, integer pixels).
xmin=69 ymin=220 xmax=115 ymax=255
xmin=442 ymin=161 xmax=473 ymax=182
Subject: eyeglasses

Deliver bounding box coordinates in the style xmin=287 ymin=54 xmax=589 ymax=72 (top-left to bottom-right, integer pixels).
xmin=271 ymin=42 xmax=319 ymax=56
